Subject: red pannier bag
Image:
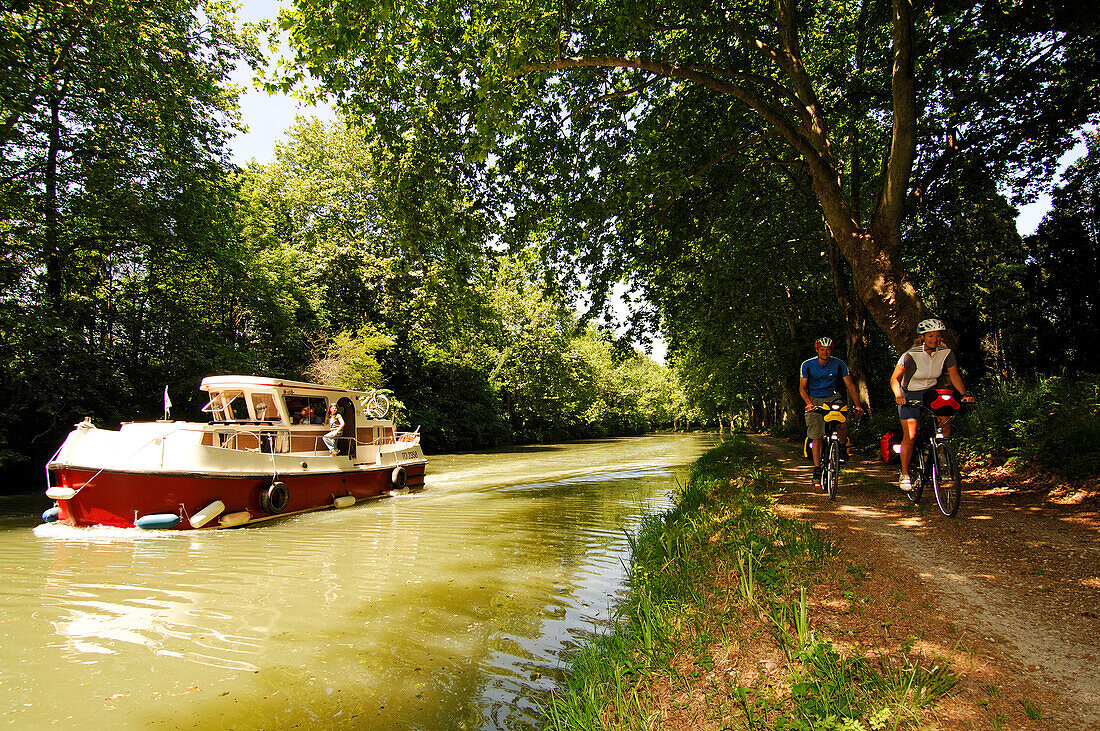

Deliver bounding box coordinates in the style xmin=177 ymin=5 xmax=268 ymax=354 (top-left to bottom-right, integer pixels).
xmin=880 ymin=431 xmax=902 ymax=464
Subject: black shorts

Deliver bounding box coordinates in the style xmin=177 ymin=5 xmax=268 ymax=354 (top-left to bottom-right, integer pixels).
xmin=898 ymin=388 xmax=931 ymax=421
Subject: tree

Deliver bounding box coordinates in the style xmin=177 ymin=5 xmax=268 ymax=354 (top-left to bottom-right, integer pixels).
xmin=1024 ymin=134 xmax=1100 ymax=373
xmin=271 ymin=0 xmax=1099 ymax=351
xmin=487 ymin=247 xmax=592 ymax=439
xmin=904 ymin=163 xmax=1030 ymax=380
xmin=238 ymin=117 xmax=494 ymax=344
xmin=0 ymin=0 xmax=259 ymax=480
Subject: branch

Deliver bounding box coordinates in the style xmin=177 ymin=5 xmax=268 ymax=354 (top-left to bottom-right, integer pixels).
xmin=566 ymin=77 xmax=663 ymax=120
xmin=688 ymin=63 xmax=803 ymax=114
xmin=775 ymin=0 xmax=835 ymax=158
xmin=874 ymin=0 xmax=917 ymax=235
xmin=525 ymin=56 xmax=824 ymax=167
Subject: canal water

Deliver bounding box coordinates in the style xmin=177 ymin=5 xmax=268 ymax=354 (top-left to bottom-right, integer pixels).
xmin=0 ymin=433 xmax=715 ymax=729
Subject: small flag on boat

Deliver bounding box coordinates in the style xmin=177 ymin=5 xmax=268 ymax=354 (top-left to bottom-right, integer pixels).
xmin=164 ymin=386 xmax=172 ymax=419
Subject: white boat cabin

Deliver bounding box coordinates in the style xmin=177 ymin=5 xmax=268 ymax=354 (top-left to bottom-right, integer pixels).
xmin=197 ymin=376 xmax=404 ymax=458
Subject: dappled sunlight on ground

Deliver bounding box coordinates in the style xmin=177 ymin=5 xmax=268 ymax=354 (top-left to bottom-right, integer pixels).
xmin=748 ymin=433 xmax=1100 ymax=730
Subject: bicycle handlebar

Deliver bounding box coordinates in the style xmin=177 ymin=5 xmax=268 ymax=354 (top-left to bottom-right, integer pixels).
xmin=807 ymin=405 xmax=863 ymax=415
xmin=904 ymin=398 xmax=972 ymax=412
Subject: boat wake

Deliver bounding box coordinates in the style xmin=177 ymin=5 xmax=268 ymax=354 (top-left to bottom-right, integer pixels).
xmin=32 ymin=522 xmax=181 ymax=542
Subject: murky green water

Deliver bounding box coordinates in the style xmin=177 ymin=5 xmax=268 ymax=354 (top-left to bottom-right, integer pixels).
xmin=0 ymin=433 xmax=714 ymax=729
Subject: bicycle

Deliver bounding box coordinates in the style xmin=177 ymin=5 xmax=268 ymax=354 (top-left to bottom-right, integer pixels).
xmin=360 ymin=389 xmax=391 ymax=419
xmin=902 ymin=389 xmax=967 ymax=517
xmin=809 ymin=403 xmax=855 ymax=501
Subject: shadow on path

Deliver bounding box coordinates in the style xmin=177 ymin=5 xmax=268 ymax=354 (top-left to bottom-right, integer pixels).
xmin=750 ymin=434 xmax=1100 ymax=729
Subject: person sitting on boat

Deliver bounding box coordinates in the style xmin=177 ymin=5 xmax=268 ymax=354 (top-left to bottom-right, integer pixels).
xmin=323 ymin=404 xmax=345 ymax=456
xmin=310 ymin=406 xmax=323 ymax=425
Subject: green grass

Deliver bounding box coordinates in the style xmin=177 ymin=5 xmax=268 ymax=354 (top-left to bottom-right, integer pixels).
xmin=1019 ymin=698 xmax=1042 ymax=721
xmin=540 ymin=435 xmax=957 ymax=729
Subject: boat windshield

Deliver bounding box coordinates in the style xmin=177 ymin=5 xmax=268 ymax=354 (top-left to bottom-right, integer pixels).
xmin=201 ymin=391 xmax=249 ymax=422
xmin=250 ymin=392 xmax=282 ymax=423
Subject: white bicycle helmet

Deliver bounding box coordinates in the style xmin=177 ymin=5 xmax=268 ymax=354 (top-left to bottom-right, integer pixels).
xmin=916 ymin=318 xmax=946 ymax=334
xmin=814 ymin=337 xmax=834 ymax=347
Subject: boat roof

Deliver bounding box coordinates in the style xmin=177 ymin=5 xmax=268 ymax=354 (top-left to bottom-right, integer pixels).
xmin=199 ymin=376 xmax=371 ymax=398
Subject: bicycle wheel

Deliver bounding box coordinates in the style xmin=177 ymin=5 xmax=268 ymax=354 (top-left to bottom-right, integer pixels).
xmin=367 ymin=393 xmax=391 ymax=418
xmin=826 ymin=440 xmax=840 ymax=501
xmin=932 ymin=441 xmax=962 ymax=517
xmin=904 ymin=445 xmax=925 ymax=504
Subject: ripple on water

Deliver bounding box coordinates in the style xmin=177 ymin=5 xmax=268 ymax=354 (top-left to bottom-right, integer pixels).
xmin=2 ymin=433 xmax=714 ymax=729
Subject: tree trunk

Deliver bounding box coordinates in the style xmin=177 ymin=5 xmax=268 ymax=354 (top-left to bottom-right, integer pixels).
xmin=781 ymin=374 xmax=801 ymax=426
xmin=44 ymin=95 xmax=62 ymax=311
xmin=825 ymin=231 xmax=872 ymax=409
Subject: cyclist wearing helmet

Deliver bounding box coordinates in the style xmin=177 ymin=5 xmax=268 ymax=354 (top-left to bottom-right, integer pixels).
xmin=889 ymin=318 xmax=973 ymax=493
xmin=799 ymin=337 xmax=863 ymax=489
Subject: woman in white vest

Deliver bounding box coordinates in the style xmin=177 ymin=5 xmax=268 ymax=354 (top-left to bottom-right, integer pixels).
xmin=888 ymin=318 xmax=973 ymax=493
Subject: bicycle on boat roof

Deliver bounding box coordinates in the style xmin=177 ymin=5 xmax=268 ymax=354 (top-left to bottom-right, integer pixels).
xmin=901 ymin=388 xmax=971 ymax=517
xmin=359 ymin=389 xmax=391 ymax=419
xmin=809 ymin=403 xmax=859 ymax=501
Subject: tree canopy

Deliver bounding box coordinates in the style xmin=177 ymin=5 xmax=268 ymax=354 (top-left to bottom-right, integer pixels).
xmin=272 ymin=0 xmax=1100 ymax=349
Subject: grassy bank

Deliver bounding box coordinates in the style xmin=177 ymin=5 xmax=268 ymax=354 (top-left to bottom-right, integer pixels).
xmin=541 ymin=435 xmax=956 ymax=729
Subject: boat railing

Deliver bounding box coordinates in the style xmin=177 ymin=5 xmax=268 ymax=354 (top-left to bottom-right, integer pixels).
xmin=205 ymin=423 xmax=415 ymax=457
xmin=207 ymin=423 xmax=292 ymax=454
xmin=309 ymin=435 xmax=364 ymax=457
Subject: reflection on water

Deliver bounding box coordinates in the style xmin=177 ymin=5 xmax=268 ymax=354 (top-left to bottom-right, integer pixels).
xmin=0 ymin=434 xmax=715 ymax=729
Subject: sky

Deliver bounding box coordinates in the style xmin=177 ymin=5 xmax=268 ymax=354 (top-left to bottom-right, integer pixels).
xmin=226 ymin=1 xmax=335 ymax=168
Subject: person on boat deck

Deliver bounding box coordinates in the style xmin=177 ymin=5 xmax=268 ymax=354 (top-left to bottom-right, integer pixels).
xmin=323 ymin=404 xmax=344 ymax=456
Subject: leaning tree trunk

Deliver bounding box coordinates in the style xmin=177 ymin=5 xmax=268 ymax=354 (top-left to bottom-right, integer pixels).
xmin=533 ymin=0 xmax=928 ymax=350
xmin=797 ymin=0 xmax=926 ymax=353
xmin=826 ymin=233 xmax=872 ymax=409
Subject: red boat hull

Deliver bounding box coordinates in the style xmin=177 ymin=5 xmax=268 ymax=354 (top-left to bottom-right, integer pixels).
xmin=51 ymin=463 xmax=427 ymax=529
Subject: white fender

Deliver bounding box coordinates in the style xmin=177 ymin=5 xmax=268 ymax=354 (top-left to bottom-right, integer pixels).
xmin=333 ymin=495 xmax=355 ymax=508
xmin=46 ymin=487 xmax=76 ymax=500
xmin=189 ymin=500 xmax=225 ymax=528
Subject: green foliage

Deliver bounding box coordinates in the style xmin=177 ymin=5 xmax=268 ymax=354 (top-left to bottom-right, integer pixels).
xmin=0 ymin=5 xmax=692 ymax=485
xmin=957 ymin=375 xmax=1100 ymax=478
xmin=904 ymin=166 xmax=1030 ymax=382
xmin=1022 ymin=134 xmax=1100 ymax=374
xmin=271 ymin=0 xmax=1100 ymax=363
xmin=307 ymin=328 xmax=394 ymax=390
xmin=0 ymin=0 xmax=261 ymax=479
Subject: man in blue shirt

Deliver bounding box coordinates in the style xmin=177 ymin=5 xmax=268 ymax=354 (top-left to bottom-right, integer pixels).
xmin=799 ymin=337 xmax=863 ymax=488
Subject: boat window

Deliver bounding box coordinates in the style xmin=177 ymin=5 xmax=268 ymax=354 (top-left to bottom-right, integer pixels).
xmin=285 ymin=396 xmax=329 ymax=425
xmin=201 ymin=391 xmax=249 ymax=422
xmin=250 ymin=392 xmax=281 ymax=422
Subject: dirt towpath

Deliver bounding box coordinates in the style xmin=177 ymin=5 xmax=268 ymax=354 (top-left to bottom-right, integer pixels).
xmin=749 ymin=434 xmax=1100 ymax=730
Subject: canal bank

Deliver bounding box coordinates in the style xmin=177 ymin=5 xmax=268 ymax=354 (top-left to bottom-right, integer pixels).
xmin=540 ymin=434 xmax=1093 ymax=730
